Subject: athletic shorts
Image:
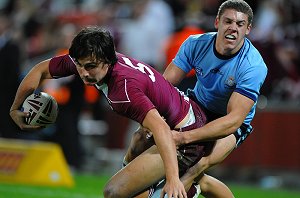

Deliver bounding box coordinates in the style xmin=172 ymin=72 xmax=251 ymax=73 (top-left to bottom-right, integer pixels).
xmin=176 ymin=100 xmax=215 ymax=175
xmin=187 ymin=89 xmax=253 ymax=148
xmin=234 ymin=123 xmax=253 ymax=147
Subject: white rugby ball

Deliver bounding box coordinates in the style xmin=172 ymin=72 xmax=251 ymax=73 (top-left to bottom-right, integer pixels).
xmin=22 ymin=92 xmax=58 ymax=127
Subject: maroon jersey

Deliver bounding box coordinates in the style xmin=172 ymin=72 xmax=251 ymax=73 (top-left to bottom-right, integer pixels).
xmin=49 ymin=53 xmax=190 ymax=128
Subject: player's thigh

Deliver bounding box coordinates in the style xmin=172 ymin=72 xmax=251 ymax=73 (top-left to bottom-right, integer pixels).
xmin=105 ymin=145 xmax=164 ymax=198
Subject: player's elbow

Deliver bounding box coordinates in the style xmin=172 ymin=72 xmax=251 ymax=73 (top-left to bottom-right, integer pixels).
xmin=225 ymin=125 xmax=240 ymax=137
xmin=223 ymin=115 xmax=243 ymax=136
xmin=103 ymin=184 xmax=123 ymax=198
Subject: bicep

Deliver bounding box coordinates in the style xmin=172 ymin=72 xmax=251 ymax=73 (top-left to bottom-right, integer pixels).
xmin=21 ymin=59 xmax=53 ymax=89
xmin=32 ymin=59 xmax=53 ymax=79
xmin=227 ymin=92 xmax=254 ymax=123
xmin=163 ymin=62 xmax=187 ymax=86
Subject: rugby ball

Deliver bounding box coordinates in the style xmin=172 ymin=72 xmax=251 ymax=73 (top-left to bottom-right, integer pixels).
xmin=22 ymin=92 xmax=58 ymax=127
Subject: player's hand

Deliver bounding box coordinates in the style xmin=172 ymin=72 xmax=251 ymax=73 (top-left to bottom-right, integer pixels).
xmin=160 ymin=178 xmax=187 ymax=198
xmin=9 ymin=110 xmax=41 ymax=130
xmin=171 ymin=130 xmax=185 ymax=146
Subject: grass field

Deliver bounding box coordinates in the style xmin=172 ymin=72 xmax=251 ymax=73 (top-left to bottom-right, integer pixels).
xmin=0 ymin=174 xmax=299 ymax=198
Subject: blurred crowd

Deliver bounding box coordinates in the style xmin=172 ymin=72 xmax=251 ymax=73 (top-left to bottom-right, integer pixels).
xmin=1 ymin=0 xmax=300 ymax=170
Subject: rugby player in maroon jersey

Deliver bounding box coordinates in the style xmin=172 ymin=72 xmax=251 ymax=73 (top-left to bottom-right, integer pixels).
xmin=10 ymin=26 xmax=232 ymax=198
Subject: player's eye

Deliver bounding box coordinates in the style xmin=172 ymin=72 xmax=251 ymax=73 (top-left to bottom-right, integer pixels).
xmin=237 ymin=22 xmax=245 ymax=27
xmin=224 ymin=19 xmax=232 ymax=24
xmin=84 ymin=63 xmax=97 ymax=71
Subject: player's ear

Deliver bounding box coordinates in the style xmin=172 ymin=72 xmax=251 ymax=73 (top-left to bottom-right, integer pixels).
xmin=214 ymin=16 xmax=219 ymax=29
xmin=245 ymin=23 xmax=252 ymax=35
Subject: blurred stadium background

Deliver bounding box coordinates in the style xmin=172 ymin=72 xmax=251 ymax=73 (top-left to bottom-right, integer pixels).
xmin=0 ymin=0 xmax=300 ymax=197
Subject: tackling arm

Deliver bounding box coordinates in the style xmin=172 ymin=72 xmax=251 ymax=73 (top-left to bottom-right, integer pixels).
xmin=163 ymin=62 xmax=254 ymax=143
xmin=176 ymin=92 xmax=254 ymax=145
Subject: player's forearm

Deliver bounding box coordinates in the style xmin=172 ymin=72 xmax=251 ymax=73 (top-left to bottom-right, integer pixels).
xmin=10 ymin=75 xmax=41 ymax=112
xmin=143 ymin=110 xmax=180 ymax=180
xmin=154 ymin=129 xmax=179 ymax=180
xmin=10 ymin=61 xmax=51 ymax=112
xmin=183 ymin=115 xmax=240 ymax=143
xmin=10 ymin=85 xmax=35 ymax=112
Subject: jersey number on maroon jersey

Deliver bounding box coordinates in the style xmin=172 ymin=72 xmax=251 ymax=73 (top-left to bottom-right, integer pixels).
xmin=122 ymin=57 xmax=156 ymax=82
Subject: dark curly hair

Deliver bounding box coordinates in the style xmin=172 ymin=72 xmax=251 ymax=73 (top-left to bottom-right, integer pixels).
xmin=69 ymin=26 xmax=118 ymax=67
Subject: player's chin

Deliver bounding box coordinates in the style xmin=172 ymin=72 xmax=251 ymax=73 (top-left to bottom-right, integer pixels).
xmin=224 ymin=42 xmax=238 ymax=52
xmin=224 ymin=38 xmax=237 ymax=46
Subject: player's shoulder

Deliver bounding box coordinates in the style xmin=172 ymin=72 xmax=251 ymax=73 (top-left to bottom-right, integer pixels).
xmin=187 ymin=32 xmax=216 ymax=43
xmin=112 ymin=53 xmax=150 ymax=85
xmin=182 ymin=32 xmax=216 ymax=54
xmin=116 ymin=52 xmax=145 ymax=68
xmin=238 ymin=39 xmax=268 ymax=80
xmin=243 ymin=38 xmax=267 ymax=69
xmin=243 ymin=38 xmax=263 ymax=59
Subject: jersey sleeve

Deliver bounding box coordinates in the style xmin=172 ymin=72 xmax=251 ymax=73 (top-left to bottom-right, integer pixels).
xmin=110 ymin=81 xmax=156 ymax=124
xmin=49 ymin=54 xmax=78 ymax=78
xmin=129 ymin=90 xmax=156 ymax=124
xmin=173 ymin=36 xmax=194 ymax=73
xmin=235 ymin=63 xmax=268 ymax=102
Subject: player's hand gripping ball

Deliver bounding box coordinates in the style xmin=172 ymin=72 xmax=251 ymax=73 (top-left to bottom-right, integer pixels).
xmin=22 ymin=92 xmax=58 ymax=127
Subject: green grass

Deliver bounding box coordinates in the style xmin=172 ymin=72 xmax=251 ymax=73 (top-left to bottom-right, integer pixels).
xmin=0 ymin=174 xmax=110 ymax=198
xmin=0 ymin=174 xmax=299 ymax=198
xmin=230 ymin=184 xmax=300 ymax=198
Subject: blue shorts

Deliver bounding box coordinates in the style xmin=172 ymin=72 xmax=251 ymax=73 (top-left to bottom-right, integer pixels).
xmin=187 ymin=89 xmax=253 ymax=148
xmin=234 ymin=123 xmax=253 ymax=147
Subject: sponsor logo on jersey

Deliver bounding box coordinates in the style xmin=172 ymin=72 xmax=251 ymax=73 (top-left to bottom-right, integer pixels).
xmin=210 ymin=68 xmax=223 ymax=75
xmin=195 ymin=68 xmax=203 ymax=76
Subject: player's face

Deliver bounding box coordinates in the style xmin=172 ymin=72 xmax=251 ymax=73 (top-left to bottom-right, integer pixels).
xmin=214 ymin=9 xmax=251 ymax=55
xmin=74 ymin=56 xmax=109 ymax=86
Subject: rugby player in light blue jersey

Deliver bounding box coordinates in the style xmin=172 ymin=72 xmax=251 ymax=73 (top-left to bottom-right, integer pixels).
xmin=162 ymin=0 xmax=268 ymax=197
xmin=124 ymin=0 xmax=268 ymax=197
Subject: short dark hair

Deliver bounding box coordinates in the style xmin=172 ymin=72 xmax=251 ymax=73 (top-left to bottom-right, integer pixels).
xmin=217 ymin=0 xmax=253 ymax=25
xmin=69 ymin=26 xmax=118 ymax=66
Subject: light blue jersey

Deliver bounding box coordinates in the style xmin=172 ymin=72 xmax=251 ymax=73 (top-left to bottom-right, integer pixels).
xmin=173 ymin=32 xmax=267 ymax=125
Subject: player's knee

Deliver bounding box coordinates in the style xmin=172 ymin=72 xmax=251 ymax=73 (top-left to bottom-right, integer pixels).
xmin=198 ymin=174 xmax=211 ymax=192
xmin=132 ymin=129 xmax=143 ymax=140
xmin=130 ymin=131 xmax=145 ymax=154
xmin=130 ymin=130 xmax=154 ymax=158
xmin=199 ymin=174 xmax=235 ymax=198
